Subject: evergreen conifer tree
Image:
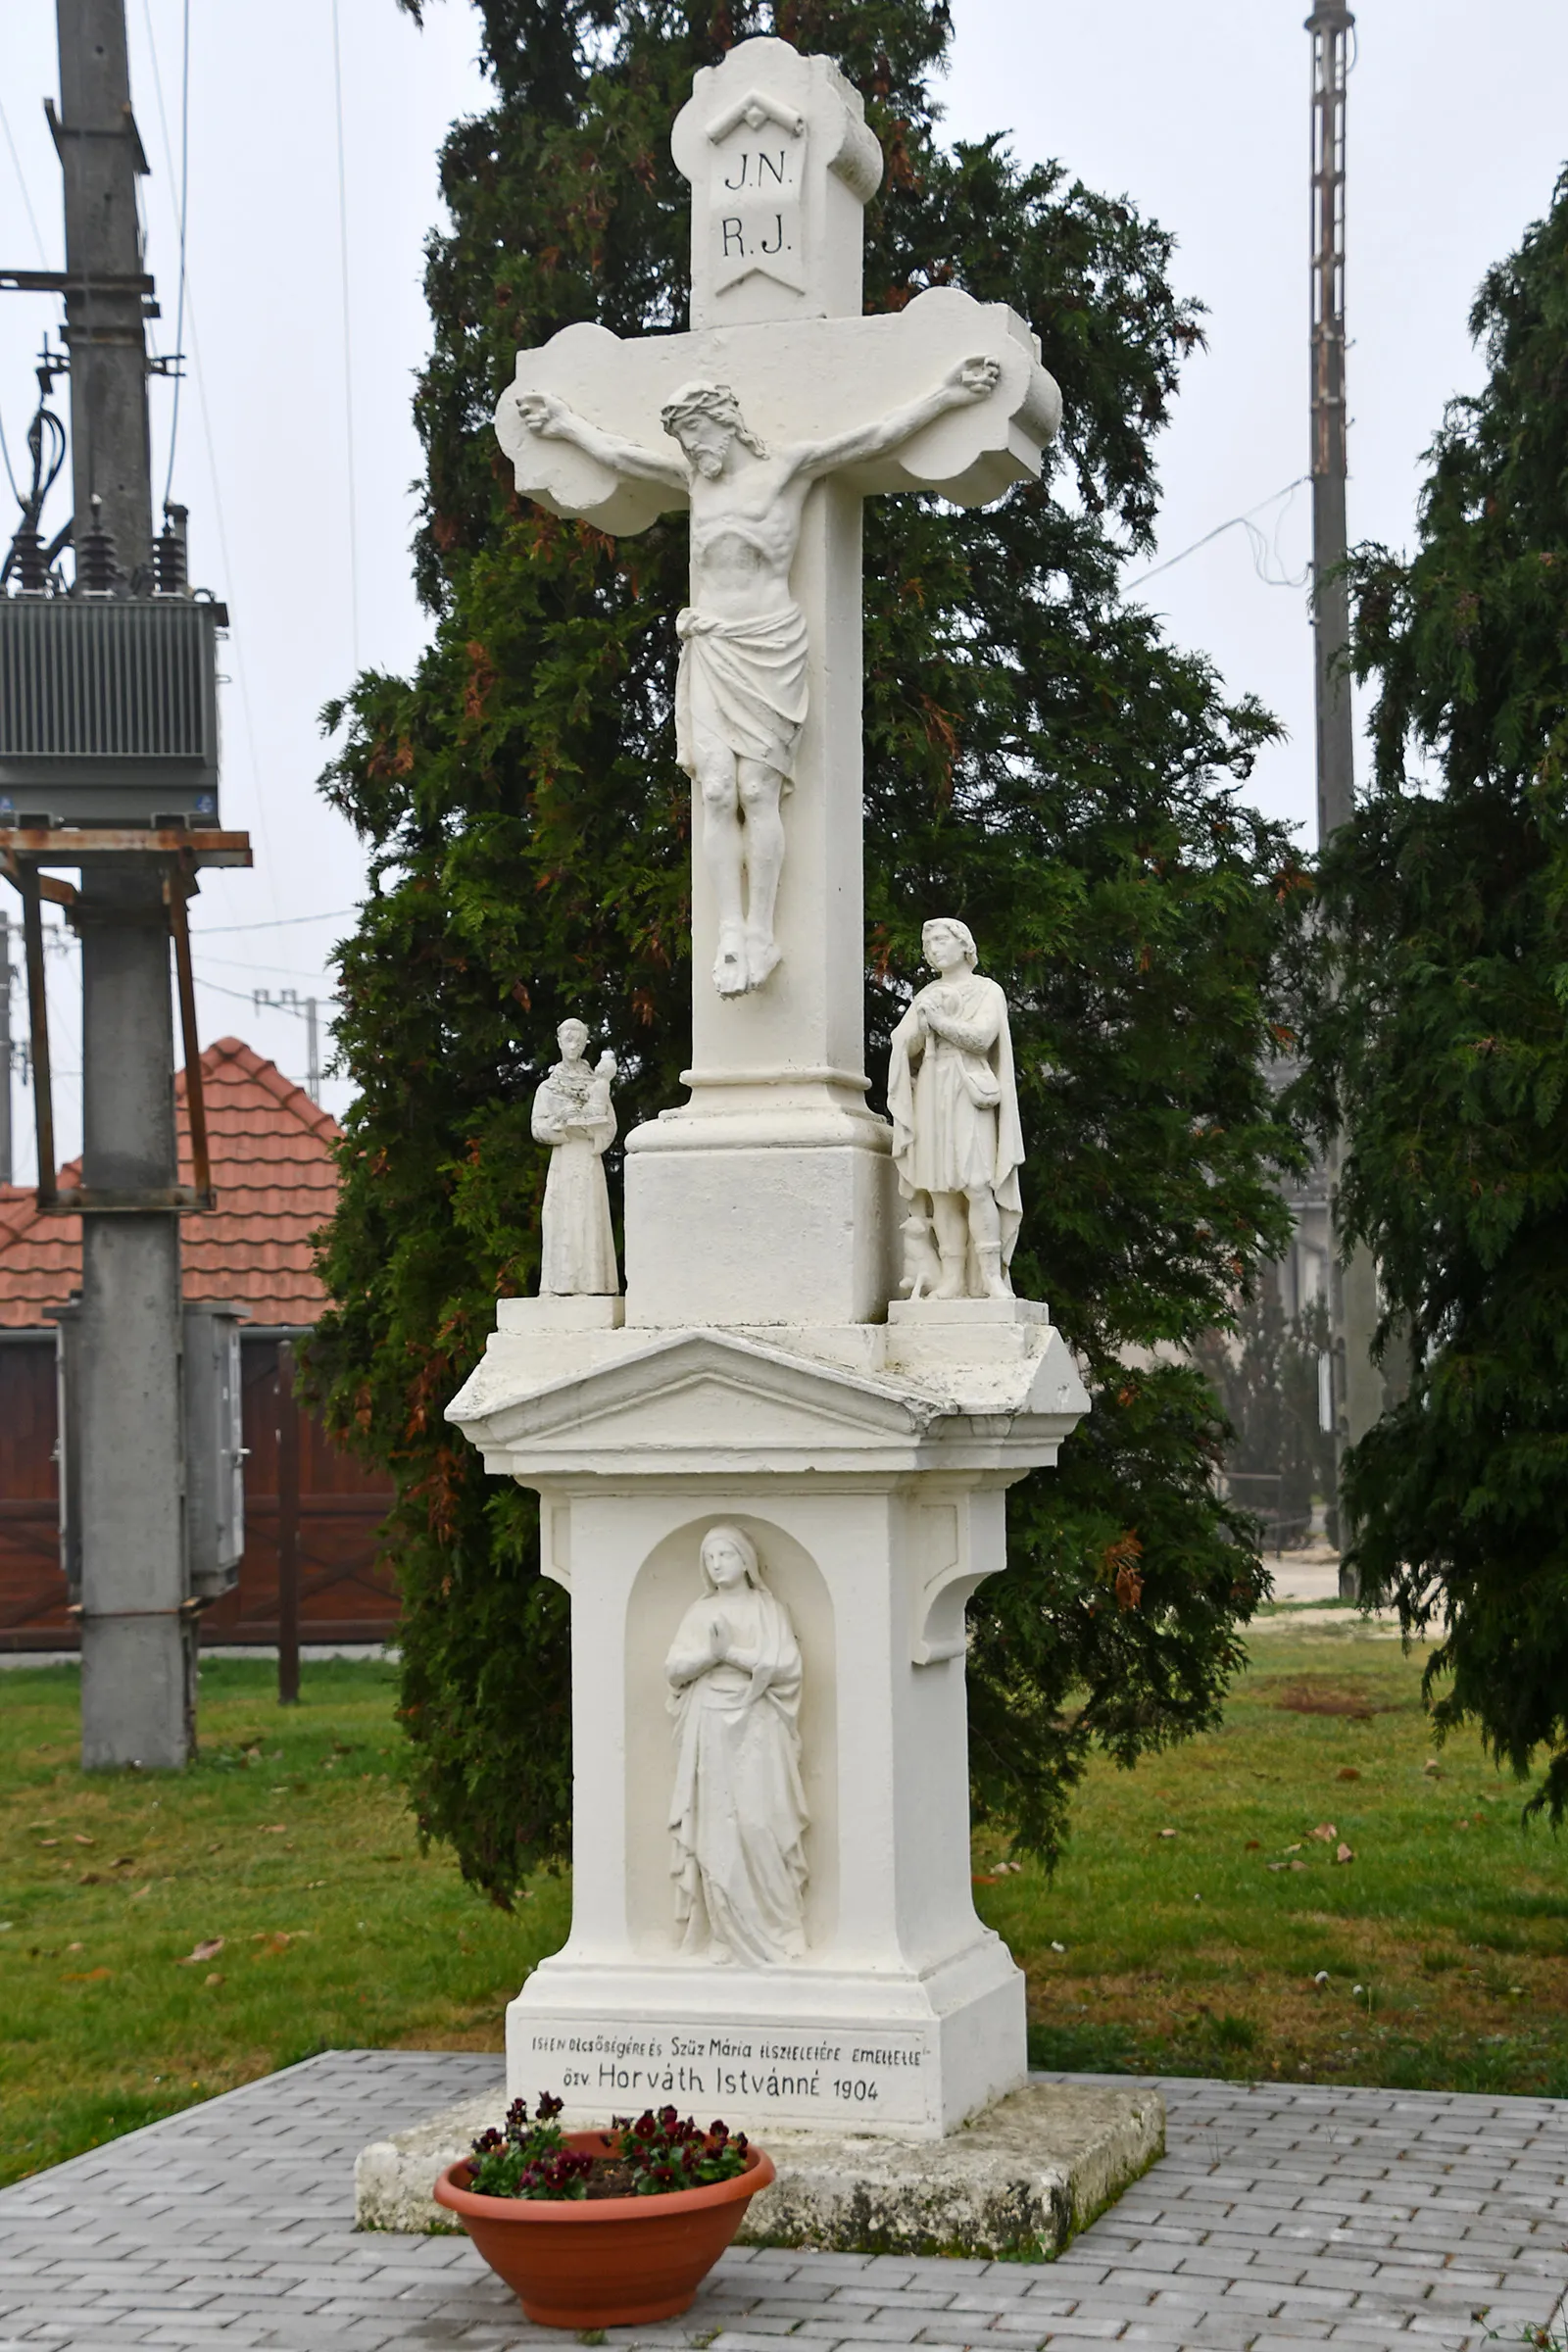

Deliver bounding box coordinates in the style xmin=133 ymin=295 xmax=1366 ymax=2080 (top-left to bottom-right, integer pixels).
xmin=1312 ymin=171 xmax=1568 ymax=1814
xmin=312 ymin=0 xmax=1307 ymax=1904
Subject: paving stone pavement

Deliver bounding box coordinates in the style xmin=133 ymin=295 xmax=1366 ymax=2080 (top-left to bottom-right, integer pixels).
xmin=1 ymin=2051 xmax=1564 ymax=2352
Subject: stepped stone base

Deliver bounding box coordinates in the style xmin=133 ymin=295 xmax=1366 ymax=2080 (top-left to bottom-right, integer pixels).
xmin=354 ymin=2078 xmax=1164 ymax=2261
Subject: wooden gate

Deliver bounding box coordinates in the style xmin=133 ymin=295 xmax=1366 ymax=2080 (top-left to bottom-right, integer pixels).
xmin=0 ymin=1327 xmax=399 ymax=1651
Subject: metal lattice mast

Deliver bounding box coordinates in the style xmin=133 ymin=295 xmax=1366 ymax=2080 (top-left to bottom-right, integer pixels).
xmin=1307 ymin=0 xmax=1354 ymax=841
xmin=1306 ymin=0 xmax=1381 ymax=1551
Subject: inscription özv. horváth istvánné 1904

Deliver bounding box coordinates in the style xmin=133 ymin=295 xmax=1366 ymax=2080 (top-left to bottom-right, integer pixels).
xmin=516 ymin=2023 xmax=931 ymax=2125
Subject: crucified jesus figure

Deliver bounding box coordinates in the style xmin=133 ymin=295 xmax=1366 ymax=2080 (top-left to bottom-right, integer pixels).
xmin=515 ymin=354 xmax=1002 ymax=999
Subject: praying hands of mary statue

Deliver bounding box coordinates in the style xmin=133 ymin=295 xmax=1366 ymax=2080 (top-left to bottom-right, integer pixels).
xmin=664 ymin=1524 xmax=808 ymax=1969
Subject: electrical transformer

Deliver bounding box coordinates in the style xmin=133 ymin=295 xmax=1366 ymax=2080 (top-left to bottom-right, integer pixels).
xmin=0 ymin=595 xmax=226 ymax=828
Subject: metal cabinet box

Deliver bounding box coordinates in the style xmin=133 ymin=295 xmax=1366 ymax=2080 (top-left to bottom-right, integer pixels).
xmin=52 ymin=1296 xmax=246 ymax=1604
xmin=0 ymin=597 xmax=224 ymax=826
xmin=183 ymin=1301 xmax=246 ymax=1600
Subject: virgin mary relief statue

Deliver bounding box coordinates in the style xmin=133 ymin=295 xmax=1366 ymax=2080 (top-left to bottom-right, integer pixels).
xmin=665 ymin=1525 xmax=808 ymax=1967
xmin=888 ymin=918 xmax=1024 ymax=1300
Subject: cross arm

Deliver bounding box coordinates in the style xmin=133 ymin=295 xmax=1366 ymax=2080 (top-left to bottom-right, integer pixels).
xmin=493 ymin=289 xmax=1062 ymax=537
xmin=494 ymin=320 xmax=698 ymax=537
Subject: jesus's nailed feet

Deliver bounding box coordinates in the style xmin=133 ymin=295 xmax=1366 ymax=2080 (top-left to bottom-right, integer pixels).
xmin=713 ymin=926 xmax=749 ymax=997
xmin=744 ymin=927 xmax=781 ymax=991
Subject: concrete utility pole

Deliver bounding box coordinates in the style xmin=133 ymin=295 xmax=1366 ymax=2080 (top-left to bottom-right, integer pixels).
xmin=59 ymin=0 xmax=190 ymax=1767
xmin=1307 ymin=0 xmax=1381 ymax=1565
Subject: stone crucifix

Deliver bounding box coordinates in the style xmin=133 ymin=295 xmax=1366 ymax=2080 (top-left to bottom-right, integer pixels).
xmin=495 ymin=37 xmax=1060 ymax=1083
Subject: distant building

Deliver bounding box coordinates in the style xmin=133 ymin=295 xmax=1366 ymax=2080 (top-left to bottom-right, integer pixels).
xmin=0 ymin=1037 xmax=397 ymax=1652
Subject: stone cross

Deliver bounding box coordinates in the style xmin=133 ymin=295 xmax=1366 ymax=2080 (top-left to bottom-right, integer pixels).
xmin=495 ymin=38 xmax=1060 ymax=1120
xmin=451 ymin=40 xmax=1091 ymax=2144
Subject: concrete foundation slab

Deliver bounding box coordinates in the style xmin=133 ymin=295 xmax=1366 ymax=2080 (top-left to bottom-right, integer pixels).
xmin=354 ymin=2077 xmax=1165 ymax=2258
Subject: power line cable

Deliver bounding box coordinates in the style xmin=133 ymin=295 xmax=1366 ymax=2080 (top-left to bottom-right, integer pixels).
xmin=0 ymin=89 xmax=49 ymax=262
xmin=0 ymin=408 xmax=19 ymax=508
xmin=329 ymin=0 xmax=362 ymax=664
xmin=161 ymin=0 xmax=191 ymax=510
xmin=0 ymin=86 xmax=50 ymax=512
xmin=193 ymin=907 xmax=357 ymax=933
xmin=193 ymin=949 xmax=344 ymax=980
xmin=1124 ymin=476 xmax=1311 ymax=592
xmin=137 ymin=0 xmax=278 ymax=911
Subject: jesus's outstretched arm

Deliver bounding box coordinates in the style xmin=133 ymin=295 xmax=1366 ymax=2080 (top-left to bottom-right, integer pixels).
xmin=513 ymin=387 xmax=688 ymax=492
xmin=790 ymin=354 xmax=1003 ymax=482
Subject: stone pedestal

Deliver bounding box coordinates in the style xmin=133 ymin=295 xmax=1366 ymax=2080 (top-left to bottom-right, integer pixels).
xmin=623 ymin=1084 xmax=895 ymax=1330
xmin=449 ymin=1297 xmax=1086 ymax=2140
xmin=357 ymin=2078 xmax=1165 ymax=2259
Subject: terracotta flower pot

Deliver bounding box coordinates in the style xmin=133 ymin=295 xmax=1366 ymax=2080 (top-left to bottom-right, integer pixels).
xmin=433 ymin=2133 xmax=776 ymax=2328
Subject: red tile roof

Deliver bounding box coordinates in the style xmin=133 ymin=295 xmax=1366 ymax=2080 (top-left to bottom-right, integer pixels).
xmin=0 ymin=1036 xmax=340 ymax=1328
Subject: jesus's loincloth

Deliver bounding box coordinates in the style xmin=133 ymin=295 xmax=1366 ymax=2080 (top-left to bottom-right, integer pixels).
xmin=675 ymin=604 xmax=809 ymax=785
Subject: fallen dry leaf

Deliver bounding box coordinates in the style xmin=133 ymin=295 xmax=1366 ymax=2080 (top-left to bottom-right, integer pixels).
xmin=174 ymin=1937 xmax=225 ymax=1967
xmin=1310 ymin=1823 xmax=1338 ymax=1842
xmin=1290 ymin=1858 xmax=1307 ymax=1872
xmin=263 ymin=1824 xmax=287 ymax=1836
xmin=1335 ymin=1842 xmax=1354 ymax=1864
xmin=73 ymin=1834 xmax=95 ymax=1846
xmin=78 ymin=1872 xmax=102 ymax=1886
xmin=1158 ymin=1829 xmax=1177 ymax=1839
xmin=1245 ymin=1839 xmax=1261 ymax=1851
xmin=37 ymin=1838 xmax=58 ymax=1849
xmin=130 ymin=1885 xmax=151 ymax=1901
xmin=1337 ymin=1767 xmax=1361 ymax=1782
xmin=110 ymin=1856 xmax=135 ymax=1869
xmin=204 ymin=1972 xmax=224 ymax=1987
xmin=61 ymin=1967 xmax=112 ymax=1984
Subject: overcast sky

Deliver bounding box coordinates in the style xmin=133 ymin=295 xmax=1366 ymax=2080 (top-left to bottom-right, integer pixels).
xmin=2 ymin=0 xmax=1565 ymax=1176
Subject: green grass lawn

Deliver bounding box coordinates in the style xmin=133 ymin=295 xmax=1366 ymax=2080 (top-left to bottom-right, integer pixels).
xmin=997 ymin=1612 xmax=1568 ymax=2098
xmin=0 ymin=1656 xmax=568 ymax=2187
xmin=3 ymin=1621 xmax=1566 ymax=2187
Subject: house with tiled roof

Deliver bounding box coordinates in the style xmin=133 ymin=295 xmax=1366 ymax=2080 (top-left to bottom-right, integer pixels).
xmin=0 ymin=1036 xmax=338 ymax=1326
xmin=0 ymin=1038 xmax=395 ymax=1652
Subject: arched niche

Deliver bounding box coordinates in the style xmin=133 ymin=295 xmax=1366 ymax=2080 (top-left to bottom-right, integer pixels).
xmin=623 ymin=1513 xmax=838 ymax=1959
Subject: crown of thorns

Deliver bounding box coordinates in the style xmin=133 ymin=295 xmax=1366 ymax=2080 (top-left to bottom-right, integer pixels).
xmin=659 ymin=381 xmax=768 ymax=458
